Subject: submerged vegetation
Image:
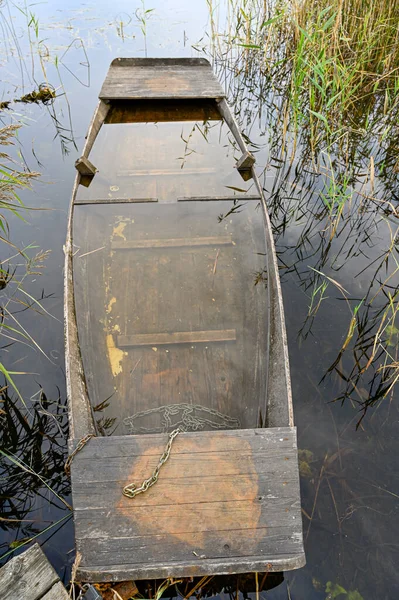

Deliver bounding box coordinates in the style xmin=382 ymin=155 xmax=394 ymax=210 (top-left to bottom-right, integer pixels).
xmin=202 ymin=0 xmax=399 ymax=419
xmin=0 ymin=1 xmax=398 ymax=599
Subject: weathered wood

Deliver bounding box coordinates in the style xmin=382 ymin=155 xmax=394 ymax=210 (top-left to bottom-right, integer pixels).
xmin=106 ymin=99 xmax=221 ymax=124
xmin=236 ymin=151 xmax=256 ymax=171
xmin=177 ymin=195 xmax=260 ymax=202
xmin=117 ymin=329 xmax=237 ymax=348
xmin=71 ymin=427 xmax=304 ymax=581
xmin=74 ymin=197 xmax=157 ymax=205
xmin=82 ymin=100 xmax=110 ymax=159
xmin=75 ymin=156 xmax=97 ymax=176
xmin=117 ymin=167 xmax=216 ymax=177
xmin=112 ymin=236 xmax=233 ymax=250
xmin=74 ymin=198 xmax=267 ymax=436
xmin=66 ymin=58 xmax=302 ymax=584
xmin=100 ymin=58 xmax=225 ymax=101
xmin=0 ymin=543 xmax=66 ymax=600
xmin=42 ymin=582 xmax=70 ymax=600
xmin=216 ymin=98 xmax=248 ymax=155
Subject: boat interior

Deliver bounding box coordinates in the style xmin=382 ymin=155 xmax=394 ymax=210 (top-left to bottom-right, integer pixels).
xmin=73 ymin=99 xmax=269 ymax=436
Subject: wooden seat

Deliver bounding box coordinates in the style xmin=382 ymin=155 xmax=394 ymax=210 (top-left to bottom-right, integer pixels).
xmin=99 ymin=58 xmax=226 ymax=101
xmin=71 ymin=427 xmax=304 ymax=581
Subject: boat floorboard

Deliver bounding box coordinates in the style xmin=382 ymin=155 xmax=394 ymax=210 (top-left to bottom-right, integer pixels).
xmin=0 ymin=544 xmax=69 ymax=600
xmin=71 ymin=427 xmax=304 ymax=582
xmin=99 ymin=58 xmax=225 ymax=101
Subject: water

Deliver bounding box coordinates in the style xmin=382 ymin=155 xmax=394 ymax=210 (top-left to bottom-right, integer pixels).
xmin=0 ymin=1 xmax=398 ymax=598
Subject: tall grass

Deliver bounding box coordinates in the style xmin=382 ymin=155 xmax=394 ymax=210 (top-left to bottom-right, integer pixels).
xmin=0 ymin=125 xmax=46 ymax=401
xmin=204 ymin=0 xmax=399 ymax=413
xmin=208 ymin=0 xmax=399 ymax=156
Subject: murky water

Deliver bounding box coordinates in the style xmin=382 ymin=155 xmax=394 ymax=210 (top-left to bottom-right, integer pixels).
xmin=0 ymin=1 xmax=398 ymax=598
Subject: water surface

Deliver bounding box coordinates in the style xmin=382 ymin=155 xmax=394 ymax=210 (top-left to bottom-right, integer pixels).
xmin=0 ymin=1 xmax=398 ymax=598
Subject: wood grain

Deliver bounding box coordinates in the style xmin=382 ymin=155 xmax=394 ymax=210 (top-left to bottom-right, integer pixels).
xmin=0 ymin=544 xmax=66 ymax=600
xmin=177 ymin=195 xmax=261 ymax=202
xmin=71 ymin=427 xmax=304 ymax=581
xmin=74 ymin=197 xmax=157 ymax=205
xmin=105 ymin=99 xmax=222 ymax=124
xmin=42 ymin=582 xmax=70 ymax=600
xmin=99 ymin=58 xmax=225 ymax=101
xmin=117 ymin=329 xmax=236 ymax=347
xmin=112 ymin=236 xmax=233 ymax=250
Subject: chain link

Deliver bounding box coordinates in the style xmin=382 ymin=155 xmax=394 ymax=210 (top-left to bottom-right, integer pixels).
xmin=65 ymin=434 xmax=95 ymax=475
xmin=122 ymin=427 xmax=182 ymax=499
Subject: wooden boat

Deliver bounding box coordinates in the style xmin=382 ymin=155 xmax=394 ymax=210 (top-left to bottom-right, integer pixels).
xmin=64 ymin=58 xmax=305 ymax=582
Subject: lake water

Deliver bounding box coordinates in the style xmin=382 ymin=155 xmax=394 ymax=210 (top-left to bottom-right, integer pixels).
xmin=0 ymin=1 xmax=398 ymax=598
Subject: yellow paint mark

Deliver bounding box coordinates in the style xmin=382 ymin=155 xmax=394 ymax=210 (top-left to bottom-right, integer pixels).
xmin=113 ymin=221 xmax=127 ymax=241
xmin=106 ymin=296 xmax=116 ymax=314
xmin=106 ymin=334 xmax=125 ymax=376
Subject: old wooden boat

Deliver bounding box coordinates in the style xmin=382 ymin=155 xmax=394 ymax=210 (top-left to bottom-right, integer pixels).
xmin=64 ymin=58 xmax=305 ymax=582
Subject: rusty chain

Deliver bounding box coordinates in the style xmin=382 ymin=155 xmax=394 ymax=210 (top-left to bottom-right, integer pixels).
xmin=123 ymin=427 xmax=182 ymax=499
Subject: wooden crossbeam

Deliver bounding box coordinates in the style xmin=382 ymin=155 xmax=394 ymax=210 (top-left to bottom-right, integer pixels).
xmin=117 ymin=167 xmax=216 ymax=177
xmin=117 ymin=329 xmax=236 ymax=348
xmin=75 ymin=197 xmax=157 ymax=205
xmin=177 ymin=195 xmax=260 ymax=202
xmin=112 ymin=236 xmax=232 ymax=250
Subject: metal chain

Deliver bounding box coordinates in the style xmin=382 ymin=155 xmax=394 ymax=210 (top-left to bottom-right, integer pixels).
xmin=65 ymin=434 xmax=95 ymax=475
xmin=122 ymin=427 xmax=182 ymax=499
xmin=124 ymin=403 xmax=240 ymax=435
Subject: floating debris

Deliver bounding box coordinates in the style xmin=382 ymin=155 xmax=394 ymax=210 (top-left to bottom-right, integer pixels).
xmin=16 ymin=83 xmax=56 ymax=105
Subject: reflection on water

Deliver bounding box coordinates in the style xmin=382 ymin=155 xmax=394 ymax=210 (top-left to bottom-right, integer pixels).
xmin=76 ymin=116 xmax=255 ymax=203
xmin=0 ymin=0 xmax=398 ymax=598
xmin=0 ymin=386 xmax=73 ymax=579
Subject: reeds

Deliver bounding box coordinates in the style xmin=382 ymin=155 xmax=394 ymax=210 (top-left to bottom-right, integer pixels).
xmin=205 ymin=0 xmax=399 ymax=414
xmin=210 ymin=0 xmax=399 ymax=156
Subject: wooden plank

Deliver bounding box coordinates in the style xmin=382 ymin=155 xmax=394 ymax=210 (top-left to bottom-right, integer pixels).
xmin=117 ymin=329 xmax=236 ymax=348
xmin=75 ymin=156 xmax=96 ymax=176
xmin=99 ymin=58 xmax=225 ymax=101
xmin=177 ymin=195 xmax=261 ymax=202
xmin=72 ymin=472 xmax=300 ymax=508
xmin=112 ymin=236 xmax=233 ymax=250
xmin=71 ymin=427 xmax=304 ymax=581
xmin=0 ymin=544 xmax=60 ymax=600
xmin=105 ymin=99 xmax=222 ymax=124
xmin=117 ymin=167 xmax=216 ymax=176
xmin=42 ymin=582 xmax=70 ymax=600
xmin=236 ymin=151 xmax=256 ymax=171
xmin=78 ymin=553 xmax=305 ymax=583
xmin=74 ymin=197 xmax=157 ymax=205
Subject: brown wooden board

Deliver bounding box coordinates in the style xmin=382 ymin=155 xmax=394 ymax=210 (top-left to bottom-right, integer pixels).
xmin=74 ymin=197 xmax=158 ymax=205
xmin=118 ymin=329 xmax=237 ymax=348
xmin=105 ymin=99 xmax=222 ymax=124
xmin=99 ymin=58 xmax=226 ymax=101
xmin=0 ymin=543 xmax=68 ymax=600
xmin=73 ymin=200 xmax=268 ymax=436
xmin=112 ymin=235 xmax=233 ymax=250
xmin=71 ymin=427 xmax=304 ymax=581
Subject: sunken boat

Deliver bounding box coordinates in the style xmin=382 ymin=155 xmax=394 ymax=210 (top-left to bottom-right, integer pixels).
xmin=64 ymin=58 xmax=305 ymax=582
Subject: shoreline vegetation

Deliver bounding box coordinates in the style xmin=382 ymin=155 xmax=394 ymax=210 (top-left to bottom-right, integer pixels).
xmin=201 ymin=0 xmax=399 ymax=420
xmin=0 ymin=1 xmax=398 ymax=599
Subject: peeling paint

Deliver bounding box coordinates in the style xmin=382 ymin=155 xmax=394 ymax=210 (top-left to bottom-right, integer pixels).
xmin=113 ymin=221 xmax=127 ymax=240
xmin=106 ymin=296 xmax=116 ymax=314
xmin=106 ymin=334 xmax=125 ymax=376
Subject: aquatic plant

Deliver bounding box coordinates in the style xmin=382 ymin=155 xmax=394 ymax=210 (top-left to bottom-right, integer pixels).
xmin=203 ymin=0 xmax=399 ymax=417
xmin=0 ymin=386 xmax=70 ymax=562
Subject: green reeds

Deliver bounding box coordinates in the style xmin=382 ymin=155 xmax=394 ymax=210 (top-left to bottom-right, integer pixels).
xmin=211 ymin=0 xmax=399 ymax=155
